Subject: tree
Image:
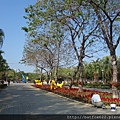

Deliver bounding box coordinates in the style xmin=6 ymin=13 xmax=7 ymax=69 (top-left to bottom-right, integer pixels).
xmin=90 ymin=59 xmax=101 ymax=82
xmin=22 ymin=39 xmax=51 ymax=80
xmin=48 ymin=0 xmax=104 ymax=90
xmin=117 ymin=57 xmax=120 ymax=80
xmin=22 ymin=33 xmax=73 ymax=81
xmin=100 ymin=56 xmax=112 ymax=83
xmin=22 ymin=0 xmax=77 ymax=81
xmin=83 ymin=62 xmax=94 ymax=81
xmin=0 ymin=29 xmax=5 ymax=49
xmin=0 ymin=51 xmax=9 ymax=80
xmin=89 ymin=0 xmax=120 ymax=98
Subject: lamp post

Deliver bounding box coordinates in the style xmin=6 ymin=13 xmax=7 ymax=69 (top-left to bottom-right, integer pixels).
xmin=96 ymin=65 xmax=99 ymax=81
xmin=102 ymin=69 xmax=104 ymax=82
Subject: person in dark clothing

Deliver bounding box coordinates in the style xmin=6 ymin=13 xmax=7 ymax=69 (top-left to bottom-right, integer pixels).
xmin=7 ymin=80 xmax=10 ymax=86
xmin=1 ymin=80 xmax=4 ymax=84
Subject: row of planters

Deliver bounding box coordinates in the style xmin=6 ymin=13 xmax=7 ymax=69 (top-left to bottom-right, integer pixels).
xmin=32 ymin=84 xmax=120 ymax=106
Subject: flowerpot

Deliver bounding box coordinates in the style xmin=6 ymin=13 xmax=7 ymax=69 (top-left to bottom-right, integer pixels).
xmin=110 ymin=104 xmax=116 ymax=111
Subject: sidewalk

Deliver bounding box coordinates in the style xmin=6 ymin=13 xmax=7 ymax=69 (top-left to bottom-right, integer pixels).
xmin=0 ymin=82 xmax=119 ymax=115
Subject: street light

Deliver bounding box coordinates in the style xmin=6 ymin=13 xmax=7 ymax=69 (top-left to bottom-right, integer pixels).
xmin=102 ymin=69 xmax=104 ymax=81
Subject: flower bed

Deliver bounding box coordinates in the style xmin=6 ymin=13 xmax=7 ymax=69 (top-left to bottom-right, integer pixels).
xmin=32 ymin=84 xmax=120 ymax=106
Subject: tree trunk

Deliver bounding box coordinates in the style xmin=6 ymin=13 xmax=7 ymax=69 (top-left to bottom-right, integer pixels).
xmin=69 ymin=79 xmax=74 ymax=89
xmin=78 ymin=80 xmax=83 ymax=92
xmin=55 ymin=41 xmax=61 ymax=81
xmin=112 ymin=86 xmax=119 ymax=98
xmin=40 ymin=68 xmax=42 ymax=81
xmin=93 ymin=72 xmax=97 ymax=82
xmin=49 ymin=70 xmax=52 ymax=81
xmin=72 ymin=63 xmax=80 ymax=80
xmin=111 ymin=55 xmax=119 ymax=98
xmin=78 ymin=63 xmax=83 ymax=91
xmin=46 ymin=72 xmax=49 ymax=80
xmin=54 ymin=66 xmax=58 ymax=81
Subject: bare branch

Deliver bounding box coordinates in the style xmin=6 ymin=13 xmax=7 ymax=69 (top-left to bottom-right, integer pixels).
xmin=112 ymin=11 xmax=120 ymax=22
xmin=114 ymin=35 xmax=120 ymax=49
xmin=90 ymin=0 xmax=112 ymax=22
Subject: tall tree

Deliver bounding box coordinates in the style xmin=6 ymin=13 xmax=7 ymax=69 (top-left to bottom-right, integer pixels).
xmin=22 ymin=33 xmax=73 ymax=81
xmin=47 ymin=0 xmax=103 ymax=85
xmin=89 ymin=0 xmax=120 ymax=98
xmin=22 ymin=0 xmax=77 ymax=81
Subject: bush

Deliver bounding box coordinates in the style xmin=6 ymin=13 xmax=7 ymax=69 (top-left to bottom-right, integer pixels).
xmin=83 ymin=82 xmax=111 ymax=89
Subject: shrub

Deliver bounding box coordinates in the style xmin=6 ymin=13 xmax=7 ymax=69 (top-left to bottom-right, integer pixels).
xmin=83 ymin=82 xmax=111 ymax=89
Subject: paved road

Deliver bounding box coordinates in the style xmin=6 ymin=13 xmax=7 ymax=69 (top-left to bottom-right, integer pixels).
xmin=0 ymin=83 xmax=119 ymax=116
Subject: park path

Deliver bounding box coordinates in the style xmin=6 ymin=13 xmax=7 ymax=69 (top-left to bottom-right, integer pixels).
xmin=0 ymin=82 xmax=119 ymax=115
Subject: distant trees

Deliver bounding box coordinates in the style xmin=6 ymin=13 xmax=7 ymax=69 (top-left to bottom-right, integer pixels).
xmin=0 ymin=51 xmax=9 ymax=79
xmin=22 ymin=31 xmax=73 ymax=81
xmin=83 ymin=56 xmax=112 ymax=82
xmin=0 ymin=29 xmax=9 ymax=79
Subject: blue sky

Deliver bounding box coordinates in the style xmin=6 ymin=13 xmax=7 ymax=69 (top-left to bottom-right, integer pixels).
xmin=0 ymin=0 xmax=120 ymax=73
xmin=0 ymin=0 xmax=37 ymax=73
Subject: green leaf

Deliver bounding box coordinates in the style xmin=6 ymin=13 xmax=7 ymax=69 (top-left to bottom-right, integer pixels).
xmin=75 ymin=11 xmax=83 ymax=17
xmin=77 ymin=0 xmax=82 ymax=5
xmin=22 ymin=27 xmax=28 ymax=32
xmin=115 ymin=17 xmax=120 ymax=21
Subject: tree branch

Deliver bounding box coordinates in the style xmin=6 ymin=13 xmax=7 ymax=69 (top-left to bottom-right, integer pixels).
xmin=114 ymin=35 xmax=120 ymax=49
xmin=90 ymin=0 xmax=112 ymax=22
xmin=112 ymin=11 xmax=120 ymax=22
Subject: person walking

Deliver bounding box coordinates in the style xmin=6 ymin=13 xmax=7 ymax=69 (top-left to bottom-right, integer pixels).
xmin=7 ymin=79 xmax=10 ymax=86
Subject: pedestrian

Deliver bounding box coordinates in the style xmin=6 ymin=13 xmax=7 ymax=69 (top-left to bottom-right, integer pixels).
xmin=1 ymin=80 xmax=4 ymax=84
xmin=7 ymin=79 xmax=10 ymax=86
xmin=34 ymin=80 xmax=36 ymax=84
xmin=91 ymin=93 xmax=107 ymax=109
